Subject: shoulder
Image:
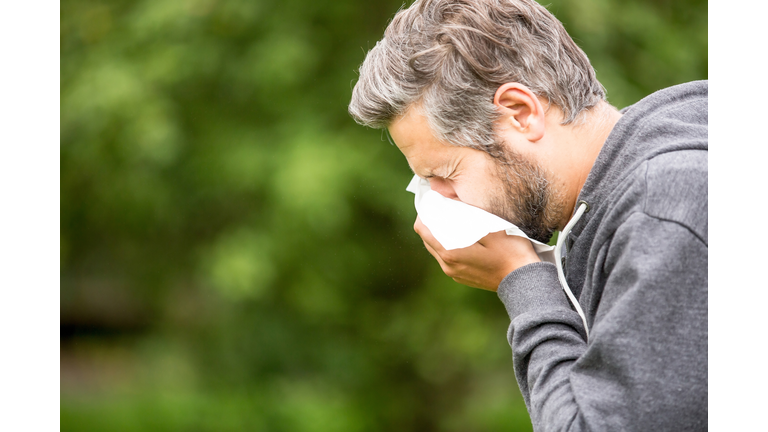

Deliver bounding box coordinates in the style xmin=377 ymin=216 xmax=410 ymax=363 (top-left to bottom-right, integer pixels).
xmin=622 ymin=81 xmax=708 ymax=121
xmin=603 ymin=81 xmax=709 ymax=244
xmin=642 ymin=150 xmax=708 ymax=245
xmin=619 ymin=81 xmax=708 ymax=150
xmin=589 ymin=149 xmax=707 ymax=252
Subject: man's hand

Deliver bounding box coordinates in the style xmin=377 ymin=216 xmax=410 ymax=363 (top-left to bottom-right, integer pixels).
xmin=414 ymin=216 xmax=541 ymax=291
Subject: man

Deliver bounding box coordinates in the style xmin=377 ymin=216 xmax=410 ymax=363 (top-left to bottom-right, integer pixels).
xmin=348 ymin=0 xmax=707 ymax=430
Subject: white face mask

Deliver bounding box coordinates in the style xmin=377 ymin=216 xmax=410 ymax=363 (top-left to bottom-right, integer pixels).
xmin=406 ymin=175 xmax=556 ymax=264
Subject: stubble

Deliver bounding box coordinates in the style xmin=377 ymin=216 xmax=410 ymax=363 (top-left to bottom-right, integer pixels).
xmin=487 ymin=146 xmax=565 ymax=244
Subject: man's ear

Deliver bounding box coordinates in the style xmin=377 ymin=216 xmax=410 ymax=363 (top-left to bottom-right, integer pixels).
xmin=493 ymin=83 xmax=546 ymax=142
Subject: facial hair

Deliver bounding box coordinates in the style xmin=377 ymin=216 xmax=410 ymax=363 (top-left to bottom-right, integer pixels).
xmin=486 ymin=145 xmax=565 ymax=244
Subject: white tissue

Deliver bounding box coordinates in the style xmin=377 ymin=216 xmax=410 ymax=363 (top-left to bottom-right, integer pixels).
xmin=406 ymin=175 xmax=556 ymax=264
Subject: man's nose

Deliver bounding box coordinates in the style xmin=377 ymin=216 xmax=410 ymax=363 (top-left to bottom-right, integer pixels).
xmin=428 ymin=178 xmax=458 ymax=199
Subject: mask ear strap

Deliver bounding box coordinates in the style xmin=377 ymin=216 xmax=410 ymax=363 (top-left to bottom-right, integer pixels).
xmin=555 ymin=201 xmax=590 ymax=339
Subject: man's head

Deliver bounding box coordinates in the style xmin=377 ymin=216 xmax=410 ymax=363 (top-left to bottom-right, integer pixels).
xmin=350 ymin=0 xmax=612 ymax=242
xmin=389 ymin=100 xmax=566 ymax=244
xmin=348 ymin=0 xmax=606 ymax=155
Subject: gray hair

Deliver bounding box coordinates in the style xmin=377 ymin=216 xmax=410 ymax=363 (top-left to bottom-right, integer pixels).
xmin=348 ymin=0 xmax=606 ymax=157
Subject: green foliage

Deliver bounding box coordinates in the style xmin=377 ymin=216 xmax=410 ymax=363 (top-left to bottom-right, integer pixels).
xmin=61 ymin=0 xmax=706 ymax=430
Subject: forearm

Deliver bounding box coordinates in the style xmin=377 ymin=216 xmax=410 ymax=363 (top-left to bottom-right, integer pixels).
xmin=498 ymin=263 xmax=588 ymax=430
xmin=497 ymin=216 xmax=708 ymax=432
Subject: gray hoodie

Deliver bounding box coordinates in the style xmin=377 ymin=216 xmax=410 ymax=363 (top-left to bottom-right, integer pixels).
xmin=497 ymin=81 xmax=708 ymax=431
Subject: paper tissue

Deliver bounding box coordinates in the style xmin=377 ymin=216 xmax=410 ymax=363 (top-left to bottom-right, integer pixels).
xmin=406 ymin=175 xmax=556 ymax=264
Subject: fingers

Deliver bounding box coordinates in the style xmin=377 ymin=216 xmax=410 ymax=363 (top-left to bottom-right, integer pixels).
xmin=413 ymin=216 xmax=500 ymax=291
xmin=476 ymin=229 xmax=514 ymax=248
xmin=414 ymin=216 xmax=445 ymax=255
xmin=415 ymin=218 xmax=456 ymax=275
xmin=415 ymin=215 xmax=470 ymax=273
xmin=420 ymin=230 xmax=482 ymax=287
xmin=420 ymin=230 xmax=448 ymax=269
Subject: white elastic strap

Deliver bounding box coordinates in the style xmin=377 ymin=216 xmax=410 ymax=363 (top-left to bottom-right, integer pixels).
xmin=554 ymin=202 xmax=590 ymax=339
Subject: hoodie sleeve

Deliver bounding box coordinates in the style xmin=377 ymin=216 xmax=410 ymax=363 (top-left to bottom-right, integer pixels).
xmin=497 ymin=212 xmax=707 ymax=432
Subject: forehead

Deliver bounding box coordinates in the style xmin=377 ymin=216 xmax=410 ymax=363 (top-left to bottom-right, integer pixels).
xmin=388 ymin=108 xmax=454 ymax=174
xmin=388 ymin=107 xmax=434 ymax=150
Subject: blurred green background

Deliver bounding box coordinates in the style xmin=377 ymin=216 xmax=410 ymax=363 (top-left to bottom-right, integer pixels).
xmin=60 ymin=0 xmax=707 ymax=430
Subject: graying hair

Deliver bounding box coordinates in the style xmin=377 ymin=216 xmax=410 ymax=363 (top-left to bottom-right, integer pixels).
xmin=348 ymin=0 xmax=606 ymax=156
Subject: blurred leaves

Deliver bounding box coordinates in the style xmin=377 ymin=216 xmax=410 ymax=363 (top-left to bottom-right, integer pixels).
xmin=202 ymin=227 xmax=275 ymax=300
xmin=61 ymin=0 xmax=706 ymax=430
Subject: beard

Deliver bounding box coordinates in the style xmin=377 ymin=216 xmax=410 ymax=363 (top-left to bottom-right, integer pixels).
xmin=485 ymin=145 xmax=565 ymax=244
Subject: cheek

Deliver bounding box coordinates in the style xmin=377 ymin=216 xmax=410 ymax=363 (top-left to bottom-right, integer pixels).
xmin=452 ymin=152 xmax=504 ymax=208
xmin=453 ymin=181 xmax=491 ymax=209
xmin=473 ymin=173 xmax=509 ymax=210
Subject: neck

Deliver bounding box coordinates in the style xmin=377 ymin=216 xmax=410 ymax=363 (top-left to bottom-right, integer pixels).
xmin=550 ymin=101 xmax=622 ymax=229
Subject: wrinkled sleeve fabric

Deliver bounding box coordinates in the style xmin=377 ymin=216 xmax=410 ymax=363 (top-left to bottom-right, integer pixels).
xmin=497 ymin=213 xmax=707 ymax=432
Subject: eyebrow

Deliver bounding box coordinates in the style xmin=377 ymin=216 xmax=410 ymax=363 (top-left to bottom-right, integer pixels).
xmin=408 ymin=157 xmax=456 ymax=180
xmin=414 ymin=168 xmax=447 ymax=180
xmin=409 ymin=166 xmax=429 ymax=179
xmin=407 ymin=165 xmax=431 ymax=179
